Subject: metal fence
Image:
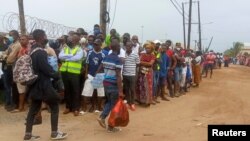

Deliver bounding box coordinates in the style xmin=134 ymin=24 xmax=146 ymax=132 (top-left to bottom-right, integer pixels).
xmin=1 ymin=12 xmax=76 ymax=38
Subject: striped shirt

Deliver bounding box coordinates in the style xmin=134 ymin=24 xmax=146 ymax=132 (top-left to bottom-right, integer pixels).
xmin=123 ymin=51 xmax=140 ymax=76
xmin=103 ymin=53 xmax=122 ymax=85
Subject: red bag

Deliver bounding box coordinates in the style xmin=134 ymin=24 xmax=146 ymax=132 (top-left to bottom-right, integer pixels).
xmin=108 ymin=98 xmax=129 ymax=127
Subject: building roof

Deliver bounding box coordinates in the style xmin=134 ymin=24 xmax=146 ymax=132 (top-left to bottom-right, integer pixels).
xmin=243 ymin=43 xmax=250 ymax=49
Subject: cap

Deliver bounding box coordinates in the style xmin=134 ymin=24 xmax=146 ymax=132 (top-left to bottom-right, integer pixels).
xmin=154 ymin=40 xmax=162 ymax=44
xmin=79 ymin=37 xmax=87 ymax=44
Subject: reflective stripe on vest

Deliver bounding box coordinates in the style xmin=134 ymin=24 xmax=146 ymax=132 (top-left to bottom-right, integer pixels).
xmin=60 ymin=46 xmax=82 ymax=74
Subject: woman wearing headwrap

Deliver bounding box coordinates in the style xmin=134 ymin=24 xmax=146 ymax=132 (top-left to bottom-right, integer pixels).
xmin=136 ymin=42 xmax=155 ymax=106
xmin=192 ymin=51 xmax=202 ymax=87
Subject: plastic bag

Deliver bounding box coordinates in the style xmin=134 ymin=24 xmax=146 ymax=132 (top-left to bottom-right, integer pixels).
xmin=108 ymin=98 xmax=129 ymax=127
xmin=91 ymin=73 xmax=105 ymax=89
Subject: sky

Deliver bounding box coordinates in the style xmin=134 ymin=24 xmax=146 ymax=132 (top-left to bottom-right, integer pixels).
xmin=0 ymin=0 xmax=250 ymax=52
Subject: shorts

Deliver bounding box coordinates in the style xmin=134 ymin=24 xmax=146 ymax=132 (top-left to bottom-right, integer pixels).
xmin=81 ymin=75 xmax=105 ymax=97
xmin=17 ymin=83 xmax=27 ymax=94
xmin=207 ymin=64 xmax=213 ymax=70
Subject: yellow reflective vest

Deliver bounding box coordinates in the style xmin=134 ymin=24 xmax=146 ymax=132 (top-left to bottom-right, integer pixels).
xmin=60 ymin=46 xmax=82 ymax=74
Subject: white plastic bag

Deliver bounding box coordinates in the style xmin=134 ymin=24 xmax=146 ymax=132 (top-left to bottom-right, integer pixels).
xmin=91 ymin=73 xmax=105 ymax=89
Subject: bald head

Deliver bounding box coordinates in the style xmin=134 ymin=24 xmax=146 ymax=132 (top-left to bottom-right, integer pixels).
xmin=132 ymin=35 xmax=139 ymax=43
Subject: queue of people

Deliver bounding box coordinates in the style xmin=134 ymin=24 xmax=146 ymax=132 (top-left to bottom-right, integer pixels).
xmin=0 ymin=25 xmax=223 ymax=140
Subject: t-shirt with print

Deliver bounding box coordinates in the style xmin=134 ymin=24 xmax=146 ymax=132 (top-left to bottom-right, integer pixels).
xmin=123 ymin=51 xmax=140 ymax=76
xmin=86 ymin=49 xmax=105 ymax=76
xmin=102 ymin=52 xmax=122 ymax=86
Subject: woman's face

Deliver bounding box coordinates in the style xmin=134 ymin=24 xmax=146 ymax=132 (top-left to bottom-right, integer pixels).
xmin=145 ymin=47 xmax=152 ymax=54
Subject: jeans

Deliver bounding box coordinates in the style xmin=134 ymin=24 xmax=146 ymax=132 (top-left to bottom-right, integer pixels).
xmin=100 ymin=85 xmax=119 ymax=119
xmin=25 ymin=100 xmax=59 ymax=133
xmin=2 ymin=70 xmax=12 ymax=105
xmin=174 ymin=67 xmax=182 ymax=82
xmin=153 ymin=71 xmax=160 ymax=97
xmin=123 ymin=75 xmax=136 ymax=105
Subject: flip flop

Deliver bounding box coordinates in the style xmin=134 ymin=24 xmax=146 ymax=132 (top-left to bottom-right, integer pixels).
xmin=10 ymin=109 xmax=21 ymax=113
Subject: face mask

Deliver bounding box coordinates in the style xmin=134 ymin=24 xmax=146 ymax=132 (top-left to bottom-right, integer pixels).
xmin=8 ymin=36 xmax=14 ymax=44
xmin=94 ymin=29 xmax=101 ymax=36
xmin=88 ymin=44 xmax=93 ymax=50
xmin=43 ymin=39 xmax=49 ymax=46
xmin=66 ymin=41 xmax=72 ymax=47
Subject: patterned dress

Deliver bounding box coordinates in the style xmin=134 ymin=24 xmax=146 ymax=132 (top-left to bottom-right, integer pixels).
xmin=136 ymin=53 xmax=155 ymax=104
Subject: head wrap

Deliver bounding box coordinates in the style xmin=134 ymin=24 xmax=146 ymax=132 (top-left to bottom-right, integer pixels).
xmin=143 ymin=41 xmax=155 ymax=51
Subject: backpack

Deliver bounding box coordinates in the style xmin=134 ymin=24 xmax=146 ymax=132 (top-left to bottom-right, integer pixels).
xmin=13 ymin=48 xmax=43 ymax=85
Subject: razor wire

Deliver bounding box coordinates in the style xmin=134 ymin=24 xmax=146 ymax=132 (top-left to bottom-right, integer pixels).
xmin=2 ymin=12 xmax=76 ymax=38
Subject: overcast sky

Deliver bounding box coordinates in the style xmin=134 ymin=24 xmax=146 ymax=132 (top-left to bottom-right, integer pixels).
xmin=0 ymin=0 xmax=250 ymax=52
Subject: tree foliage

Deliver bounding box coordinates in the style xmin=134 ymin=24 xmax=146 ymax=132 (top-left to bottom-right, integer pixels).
xmin=224 ymin=42 xmax=243 ymax=57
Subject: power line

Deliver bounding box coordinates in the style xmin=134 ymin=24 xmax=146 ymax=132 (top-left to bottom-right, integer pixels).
xmin=173 ymin=0 xmax=190 ymax=19
xmin=109 ymin=0 xmax=117 ymax=29
xmin=169 ymin=0 xmax=185 ymax=18
xmin=173 ymin=0 xmax=182 ymax=10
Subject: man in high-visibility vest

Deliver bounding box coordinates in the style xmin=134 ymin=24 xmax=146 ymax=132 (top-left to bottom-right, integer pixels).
xmin=59 ymin=32 xmax=84 ymax=116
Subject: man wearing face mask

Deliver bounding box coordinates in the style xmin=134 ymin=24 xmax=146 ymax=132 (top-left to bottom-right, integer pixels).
xmin=93 ymin=24 xmax=101 ymax=37
xmin=59 ymin=32 xmax=84 ymax=116
xmin=24 ymin=29 xmax=67 ymax=141
xmin=1 ymin=30 xmax=21 ymax=111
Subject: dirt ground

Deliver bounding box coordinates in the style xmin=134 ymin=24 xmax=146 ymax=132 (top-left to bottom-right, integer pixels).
xmin=0 ymin=65 xmax=250 ymax=141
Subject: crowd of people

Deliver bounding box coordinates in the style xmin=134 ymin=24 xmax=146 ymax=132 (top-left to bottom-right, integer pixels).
xmin=0 ymin=24 xmax=226 ymax=140
xmin=238 ymin=54 xmax=250 ymax=66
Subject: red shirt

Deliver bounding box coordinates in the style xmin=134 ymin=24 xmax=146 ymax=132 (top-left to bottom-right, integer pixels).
xmin=166 ymin=49 xmax=174 ymax=58
xmin=206 ymin=54 xmax=216 ymax=64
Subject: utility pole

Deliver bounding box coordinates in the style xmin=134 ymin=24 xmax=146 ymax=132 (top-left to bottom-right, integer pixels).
xmin=18 ymin=0 xmax=26 ymax=34
xmin=100 ymin=0 xmax=108 ymax=36
xmin=187 ymin=0 xmax=192 ymax=50
xmin=198 ymin=1 xmax=202 ymax=51
xmin=182 ymin=3 xmax=186 ymax=49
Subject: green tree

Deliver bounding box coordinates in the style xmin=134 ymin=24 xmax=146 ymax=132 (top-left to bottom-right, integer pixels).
xmin=224 ymin=42 xmax=243 ymax=57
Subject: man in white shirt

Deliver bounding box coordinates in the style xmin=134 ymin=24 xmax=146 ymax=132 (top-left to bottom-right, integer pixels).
xmin=123 ymin=41 xmax=140 ymax=111
xmin=131 ymin=35 xmax=141 ymax=54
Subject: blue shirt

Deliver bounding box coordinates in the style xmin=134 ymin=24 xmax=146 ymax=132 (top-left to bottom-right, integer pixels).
xmin=102 ymin=47 xmax=110 ymax=56
xmin=86 ymin=50 xmax=105 ymax=76
xmin=48 ymin=56 xmax=58 ymax=72
xmin=87 ymin=44 xmax=93 ymax=50
xmin=160 ymin=52 xmax=170 ymax=77
xmin=102 ymin=52 xmax=122 ymax=85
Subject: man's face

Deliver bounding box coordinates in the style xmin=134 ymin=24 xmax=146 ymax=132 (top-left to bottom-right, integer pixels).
xmin=41 ymin=34 xmax=48 ymax=46
xmin=94 ymin=42 xmax=101 ymax=50
xmin=9 ymin=31 xmax=18 ymax=40
xmin=155 ymin=43 xmax=161 ymax=49
xmin=166 ymin=42 xmax=171 ymax=49
xmin=123 ymin=36 xmax=129 ymax=43
xmin=126 ymin=42 xmax=133 ymax=52
xmin=132 ymin=37 xmax=138 ymax=43
xmin=88 ymin=37 xmax=94 ymax=45
xmin=20 ymin=36 xmax=29 ymax=46
xmin=161 ymin=44 xmax=167 ymax=52
xmin=72 ymin=34 xmax=80 ymax=45
xmin=97 ymin=34 xmax=104 ymax=42
xmin=110 ymin=29 xmax=116 ymax=36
